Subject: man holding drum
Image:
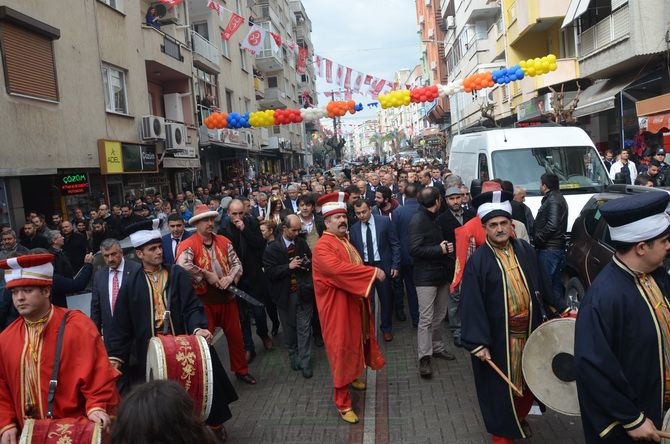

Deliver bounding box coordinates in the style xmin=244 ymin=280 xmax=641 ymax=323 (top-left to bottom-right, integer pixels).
xmin=460 ymin=190 xmax=569 ymax=443
xmin=0 ymin=253 xmax=119 ymax=443
xmin=575 ymin=191 xmax=670 ymax=442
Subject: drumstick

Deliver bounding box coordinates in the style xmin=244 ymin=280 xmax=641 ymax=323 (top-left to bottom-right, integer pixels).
xmin=486 ymin=358 xmax=524 ymax=397
xmin=657 ymin=430 xmax=670 ymax=439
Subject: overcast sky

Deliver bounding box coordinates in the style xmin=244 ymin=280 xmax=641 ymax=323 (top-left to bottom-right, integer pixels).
xmin=302 ymin=0 xmax=421 ymax=126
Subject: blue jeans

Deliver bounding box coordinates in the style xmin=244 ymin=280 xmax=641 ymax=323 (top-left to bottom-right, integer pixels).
xmin=538 ymin=249 xmax=566 ymax=303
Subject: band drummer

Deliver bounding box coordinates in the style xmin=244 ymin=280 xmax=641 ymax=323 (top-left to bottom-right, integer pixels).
xmin=460 ymin=190 xmax=569 ymax=443
xmin=105 ymin=219 xmax=236 ymax=440
xmin=575 ymin=191 xmax=670 ymax=442
xmin=0 ymin=253 xmax=119 ymax=442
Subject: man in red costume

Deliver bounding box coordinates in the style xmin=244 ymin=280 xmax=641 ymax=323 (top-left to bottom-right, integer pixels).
xmin=0 ymin=253 xmax=119 ymax=442
xmin=312 ymin=192 xmax=386 ymax=424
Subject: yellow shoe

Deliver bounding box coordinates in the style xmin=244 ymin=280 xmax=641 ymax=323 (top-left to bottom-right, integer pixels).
xmin=350 ymin=379 xmax=366 ymax=391
xmin=339 ymin=409 xmax=359 ymax=424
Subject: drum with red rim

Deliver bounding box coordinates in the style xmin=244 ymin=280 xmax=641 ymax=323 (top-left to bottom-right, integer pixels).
xmin=146 ymin=334 xmax=213 ymax=421
xmin=19 ymin=418 xmax=102 ymax=444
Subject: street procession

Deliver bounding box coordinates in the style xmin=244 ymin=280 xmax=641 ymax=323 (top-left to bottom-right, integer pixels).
xmin=2 ymin=0 xmax=670 ymax=442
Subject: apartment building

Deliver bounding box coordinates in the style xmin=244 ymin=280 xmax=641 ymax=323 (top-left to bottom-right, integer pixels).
xmin=0 ymin=0 xmax=201 ymax=228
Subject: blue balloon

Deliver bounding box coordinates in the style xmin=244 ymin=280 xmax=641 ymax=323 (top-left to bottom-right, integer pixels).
xmin=516 ymin=69 xmax=525 ymax=79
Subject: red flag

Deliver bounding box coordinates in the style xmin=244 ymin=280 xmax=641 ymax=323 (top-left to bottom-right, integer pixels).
xmin=269 ymin=32 xmax=282 ymax=47
xmin=221 ymin=13 xmax=244 ymax=40
xmin=406 ymin=83 xmax=411 ymax=90
xmin=353 ymin=72 xmax=363 ymax=93
xmin=207 ymin=0 xmax=221 ymax=15
xmin=344 ymin=90 xmax=353 ymax=100
xmin=315 ymin=55 xmax=322 ymax=77
xmin=371 ymin=79 xmax=386 ymax=97
xmin=344 ymin=67 xmax=353 ymax=90
xmin=297 ymin=47 xmax=308 ymax=74
xmin=364 ymin=75 xmax=373 ymax=86
xmin=325 ymin=59 xmax=333 ymax=83
xmin=335 ymin=65 xmax=344 ymax=86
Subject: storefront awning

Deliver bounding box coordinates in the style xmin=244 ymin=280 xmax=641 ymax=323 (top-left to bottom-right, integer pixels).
xmin=573 ymin=75 xmax=636 ymax=119
xmin=562 ymin=0 xmax=591 ymax=28
xmin=639 ymin=112 xmax=670 ymax=134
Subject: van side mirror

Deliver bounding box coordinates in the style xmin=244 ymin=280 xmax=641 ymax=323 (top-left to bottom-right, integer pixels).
xmin=470 ymin=179 xmax=483 ymax=198
xmin=613 ymin=173 xmax=628 ymax=184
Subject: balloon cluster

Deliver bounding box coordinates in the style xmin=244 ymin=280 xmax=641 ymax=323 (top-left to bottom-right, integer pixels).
xmin=248 ymin=110 xmax=275 ymax=127
xmin=437 ymin=80 xmax=464 ymax=97
xmin=227 ymin=112 xmax=250 ymax=129
xmin=378 ymin=90 xmax=411 ymax=109
xmin=300 ymin=107 xmax=328 ymax=122
xmin=326 ymin=100 xmax=357 ymax=117
xmin=274 ymin=108 xmax=303 ymax=125
xmin=492 ymin=65 xmax=525 ymax=84
xmin=410 ymin=85 xmax=439 ymax=103
xmin=520 ymin=54 xmax=557 ymax=77
xmin=204 ymin=112 xmax=228 ymax=129
xmin=463 ymin=72 xmax=494 ymax=92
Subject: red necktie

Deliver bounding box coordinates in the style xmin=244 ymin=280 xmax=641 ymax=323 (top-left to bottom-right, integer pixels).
xmin=111 ymin=270 xmax=120 ymax=313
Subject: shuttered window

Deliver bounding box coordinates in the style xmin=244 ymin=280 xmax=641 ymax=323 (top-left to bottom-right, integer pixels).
xmin=0 ymin=21 xmax=59 ymax=101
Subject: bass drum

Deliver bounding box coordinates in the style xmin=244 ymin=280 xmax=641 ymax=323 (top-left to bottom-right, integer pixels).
xmin=522 ymin=317 xmax=580 ymax=416
xmin=19 ymin=418 xmax=102 ymax=444
xmin=146 ymin=334 xmax=214 ymax=421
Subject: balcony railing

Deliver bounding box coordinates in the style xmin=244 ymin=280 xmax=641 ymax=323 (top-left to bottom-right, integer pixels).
xmin=578 ymin=3 xmax=630 ymax=57
xmin=191 ymin=31 xmax=219 ymax=65
xmin=161 ymin=33 xmax=184 ymax=62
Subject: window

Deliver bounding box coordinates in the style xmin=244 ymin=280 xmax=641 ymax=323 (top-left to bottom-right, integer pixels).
xmin=221 ymin=35 xmax=230 ymax=58
xmin=300 ymin=74 xmax=308 ymax=83
xmin=267 ymin=76 xmax=278 ymax=88
xmin=225 ymin=89 xmax=233 ymax=113
xmin=102 ymin=64 xmax=128 ymax=114
xmin=193 ymin=22 xmax=209 ymax=40
xmin=0 ymin=16 xmax=59 ymax=102
xmin=244 ymin=98 xmax=251 ymax=114
xmin=478 ymin=153 xmax=489 ymax=181
xmin=239 ymin=48 xmax=247 ymax=71
xmin=273 ymin=126 xmax=281 ymax=135
xmin=99 ymin=0 xmax=123 ymax=13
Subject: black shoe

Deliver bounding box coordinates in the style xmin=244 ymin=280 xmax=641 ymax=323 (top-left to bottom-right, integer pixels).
xmin=395 ymin=311 xmax=406 ymax=322
xmin=433 ymin=350 xmax=456 ymax=360
xmin=520 ymin=420 xmax=533 ymax=438
xmin=235 ymin=373 xmax=257 ymax=384
xmin=419 ymin=357 xmax=432 ymax=378
xmin=290 ymin=355 xmax=301 ymax=371
xmin=301 ymin=366 xmax=313 ymax=379
xmin=314 ymin=336 xmax=324 ymax=347
xmin=453 ymin=337 xmax=463 ymax=348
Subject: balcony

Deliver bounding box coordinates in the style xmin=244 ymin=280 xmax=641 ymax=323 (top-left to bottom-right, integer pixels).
xmin=191 ymin=31 xmax=220 ymax=73
xmin=507 ymin=0 xmax=570 ymax=45
xmin=256 ymin=45 xmax=284 ymax=72
xmin=447 ymin=36 xmax=495 ymax=82
xmin=255 ymin=2 xmax=281 ymax=27
xmin=142 ymin=25 xmax=192 ymax=78
xmin=254 ymin=76 xmax=265 ymax=99
xmin=578 ymin=3 xmax=630 ymax=58
xmin=257 ymin=87 xmax=290 ymax=109
xmin=518 ymin=58 xmax=580 ymax=100
xmin=462 ymin=0 xmax=501 ymax=24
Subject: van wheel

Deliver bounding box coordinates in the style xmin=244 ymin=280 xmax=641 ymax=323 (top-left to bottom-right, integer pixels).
xmin=565 ymin=277 xmax=585 ymax=310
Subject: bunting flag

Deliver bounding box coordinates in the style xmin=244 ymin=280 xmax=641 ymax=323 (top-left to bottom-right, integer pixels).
xmin=325 ymin=59 xmax=333 ymax=83
xmin=344 ymin=90 xmax=353 ymax=100
xmin=364 ymin=75 xmax=373 ymax=86
xmin=371 ymin=79 xmax=386 ymax=97
xmin=297 ymin=47 xmax=309 ymax=74
xmin=288 ymin=41 xmax=299 ymax=53
xmin=269 ymin=32 xmax=282 ymax=47
xmin=315 ymin=55 xmax=322 ymax=77
xmin=335 ymin=64 xmax=344 ymax=86
xmin=353 ymin=72 xmax=363 ymax=93
xmin=240 ymin=24 xmax=266 ymax=55
xmin=344 ymin=67 xmax=353 ymax=90
xmin=221 ymin=13 xmax=244 ymax=40
xmin=207 ymin=0 xmax=221 ymax=15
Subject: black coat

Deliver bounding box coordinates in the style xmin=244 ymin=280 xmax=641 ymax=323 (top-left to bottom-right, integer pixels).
xmin=49 ymin=248 xmax=74 ymax=279
xmin=534 ymin=190 xmax=568 ymax=250
xmin=90 ymin=259 xmax=142 ymax=335
xmin=218 ymin=216 xmax=270 ymax=304
xmin=263 ymin=237 xmax=314 ymax=309
xmin=407 ymin=206 xmax=451 ymax=286
xmin=106 ymin=264 xmax=208 ymax=374
xmin=62 ymin=232 xmax=88 ymax=273
xmin=20 ymin=234 xmax=49 ymax=250
xmin=437 ymin=208 xmax=476 ymax=282
xmin=461 ymin=239 xmax=567 ymax=439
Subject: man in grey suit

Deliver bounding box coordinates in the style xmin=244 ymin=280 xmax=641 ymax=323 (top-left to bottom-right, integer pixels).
xmin=90 ymin=238 xmax=141 ymax=338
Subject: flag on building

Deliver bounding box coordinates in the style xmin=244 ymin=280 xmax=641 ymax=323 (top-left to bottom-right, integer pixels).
xmin=207 ymin=0 xmax=221 ymax=15
xmin=269 ymin=32 xmax=282 ymax=47
xmin=297 ymin=47 xmax=309 ymax=74
xmin=240 ymin=24 xmax=266 ymax=55
xmin=221 ymin=13 xmax=244 ymax=40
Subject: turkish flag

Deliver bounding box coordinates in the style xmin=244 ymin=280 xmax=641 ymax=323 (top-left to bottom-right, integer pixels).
xmin=269 ymin=32 xmax=282 ymax=47
xmin=240 ymin=25 xmax=267 ymax=55
xmin=221 ymin=13 xmax=244 ymax=40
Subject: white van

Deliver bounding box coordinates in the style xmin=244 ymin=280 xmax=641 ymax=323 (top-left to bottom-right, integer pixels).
xmin=448 ymin=126 xmax=611 ymax=231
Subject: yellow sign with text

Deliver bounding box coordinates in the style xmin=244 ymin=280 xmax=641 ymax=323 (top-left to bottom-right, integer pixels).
xmin=98 ymin=140 xmax=124 ymax=174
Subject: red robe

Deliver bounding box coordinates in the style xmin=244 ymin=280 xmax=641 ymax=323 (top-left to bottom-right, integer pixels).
xmin=0 ymin=307 xmax=119 ymax=433
xmin=312 ymin=231 xmax=385 ymax=388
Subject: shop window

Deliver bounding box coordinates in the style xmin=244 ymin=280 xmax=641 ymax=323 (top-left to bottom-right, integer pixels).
xmin=102 ymin=64 xmax=128 ymax=114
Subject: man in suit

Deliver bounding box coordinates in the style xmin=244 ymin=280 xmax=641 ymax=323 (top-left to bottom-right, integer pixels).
xmin=350 ymin=199 xmax=401 ymax=342
xmin=90 ymin=238 xmax=141 ymax=338
xmin=364 ymin=174 xmax=381 ymax=206
xmin=436 ymin=187 xmax=476 ymax=347
xmin=252 ymin=192 xmax=269 ymax=221
xmin=161 ymin=213 xmax=192 ymax=265
xmin=391 ymin=183 xmax=420 ymax=326
xmin=283 ymin=185 xmax=300 ymax=215
xmin=397 ymin=179 xmax=409 ymax=206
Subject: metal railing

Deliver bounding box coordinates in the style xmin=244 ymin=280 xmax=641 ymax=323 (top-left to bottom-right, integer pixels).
xmin=578 ymin=3 xmax=630 ymax=57
xmin=191 ymin=31 xmax=219 ymax=65
xmin=161 ymin=33 xmax=183 ymax=62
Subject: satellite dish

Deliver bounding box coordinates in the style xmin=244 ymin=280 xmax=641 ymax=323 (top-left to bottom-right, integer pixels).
xmin=152 ymin=3 xmax=168 ymax=17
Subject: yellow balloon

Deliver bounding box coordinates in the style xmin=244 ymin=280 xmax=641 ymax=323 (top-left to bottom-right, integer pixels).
xmin=519 ymin=60 xmax=527 ymax=69
xmin=547 ymin=54 xmax=557 ymax=63
xmin=549 ymin=63 xmax=558 ymax=71
xmin=527 ymin=67 xmax=536 ymax=77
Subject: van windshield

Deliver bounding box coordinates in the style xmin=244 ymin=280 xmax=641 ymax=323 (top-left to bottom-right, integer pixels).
xmin=491 ymin=146 xmax=610 ymax=196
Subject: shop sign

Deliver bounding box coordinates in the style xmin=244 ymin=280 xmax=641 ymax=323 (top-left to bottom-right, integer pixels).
xmin=98 ymin=140 xmax=159 ymax=174
xmin=205 ymin=128 xmax=250 ymax=149
xmin=59 ymin=173 xmax=89 ymax=195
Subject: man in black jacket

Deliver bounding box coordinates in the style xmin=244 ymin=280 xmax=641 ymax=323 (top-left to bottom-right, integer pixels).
xmin=218 ymin=199 xmax=273 ymax=362
xmin=534 ymin=173 xmax=568 ymax=301
xmin=61 ymin=220 xmax=88 ymax=273
xmin=263 ymin=215 xmax=314 ymax=378
xmin=408 ymin=187 xmax=456 ymax=378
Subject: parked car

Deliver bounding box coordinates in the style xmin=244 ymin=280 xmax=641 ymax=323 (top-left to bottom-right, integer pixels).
xmin=563 ymin=185 xmax=670 ymax=308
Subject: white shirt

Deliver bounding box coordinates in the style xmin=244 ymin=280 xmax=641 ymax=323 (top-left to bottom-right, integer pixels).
xmin=360 ymin=217 xmax=381 ymax=262
xmin=609 ymin=160 xmax=637 ymax=185
xmin=171 ymin=234 xmax=184 ymax=257
xmin=300 ymin=215 xmax=314 ymax=233
xmin=290 ymin=199 xmax=298 ymax=213
xmin=108 ymin=258 xmax=125 ymax=309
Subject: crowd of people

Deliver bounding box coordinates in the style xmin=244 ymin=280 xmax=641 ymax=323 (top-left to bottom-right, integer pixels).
xmin=0 ymin=149 xmax=669 ymax=443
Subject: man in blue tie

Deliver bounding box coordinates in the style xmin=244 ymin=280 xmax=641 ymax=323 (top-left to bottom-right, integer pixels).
xmin=161 ymin=213 xmax=192 ymax=265
xmin=349 ymin=200 xmax=401 ymax=342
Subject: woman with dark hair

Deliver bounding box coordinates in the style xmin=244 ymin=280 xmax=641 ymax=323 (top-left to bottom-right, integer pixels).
xmin=145 ymin=6 xmax=161 ymax=30
xmin=267 ymin=195 xmax=288 ymax=225
xmin=110 ymin=380 xmax=219 ymax=444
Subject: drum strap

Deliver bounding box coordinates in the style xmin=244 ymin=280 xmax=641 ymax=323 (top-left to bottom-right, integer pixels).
xmin=514 ymin=243 xmax=547 ymax=322
xmin=47 ymin=311 xmax=71 ymax=419
xmin=162 ymin=268 xmax=176 ymax=335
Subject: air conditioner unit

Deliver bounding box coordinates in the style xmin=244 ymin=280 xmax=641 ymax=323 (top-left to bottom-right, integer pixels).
xmin=140 ymin=115 xmax=165 ymax=140
xmin=446 ymin=16 xmax=455 ymax=29
xmin=431 ymin=61 xmax=437 ymax=70
xmin=163 ymin=93 xmax=184 ymax=123
xmin=155 ymin=2 xmax=182 ymax=25
xmin=165 ymin=123 xmax=186 ymax=150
